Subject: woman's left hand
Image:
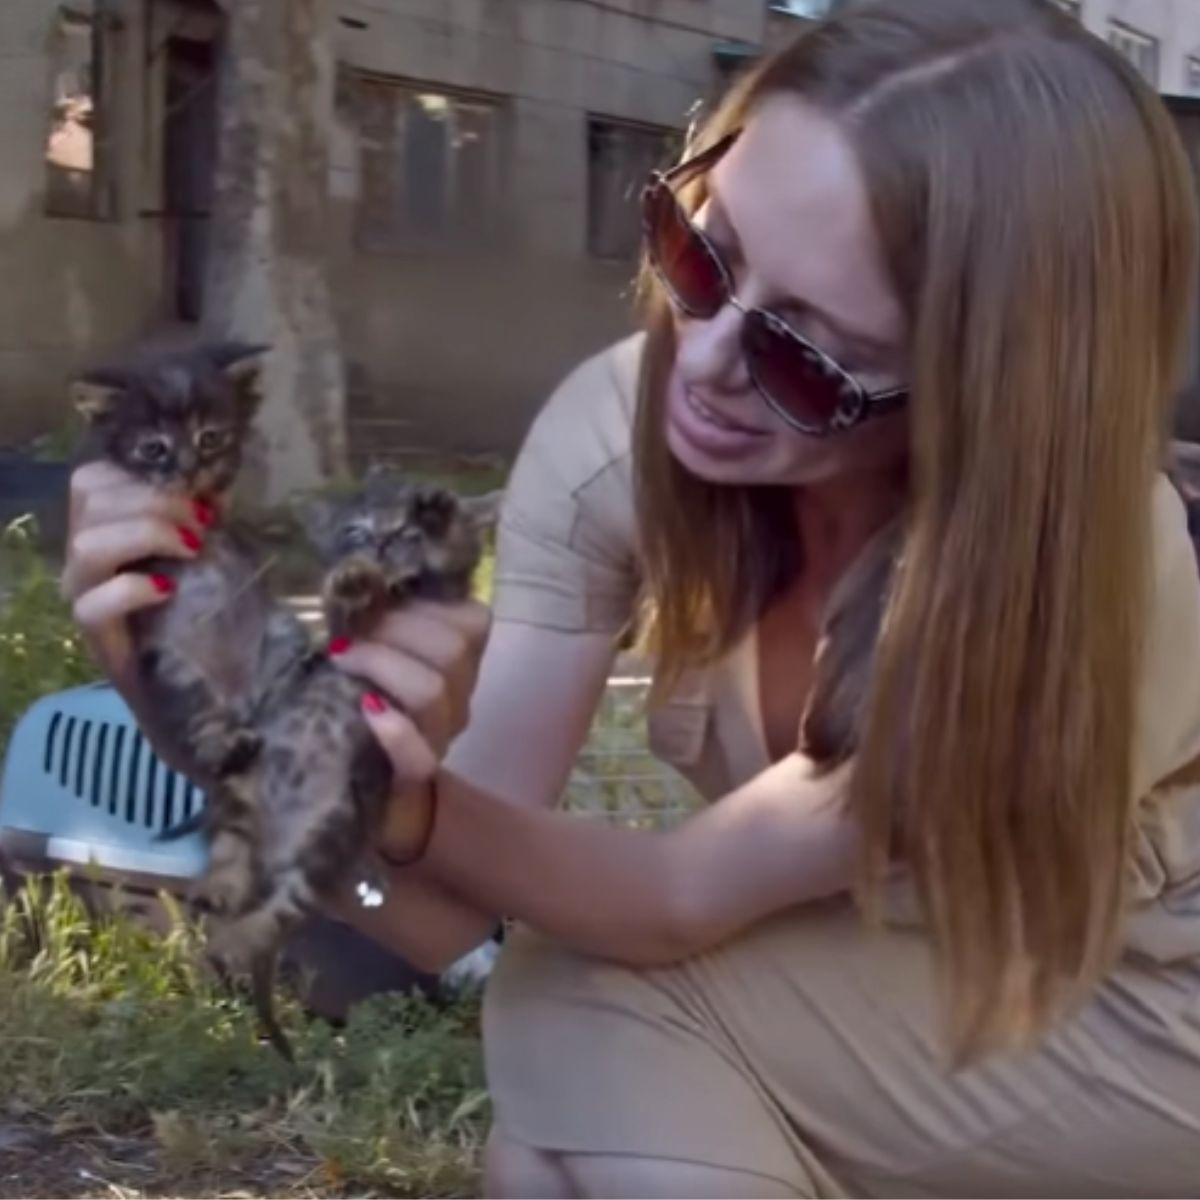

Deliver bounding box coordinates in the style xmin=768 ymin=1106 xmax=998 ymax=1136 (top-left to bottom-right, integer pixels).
xmin=330 ymin=599 xmax=492 ymax=786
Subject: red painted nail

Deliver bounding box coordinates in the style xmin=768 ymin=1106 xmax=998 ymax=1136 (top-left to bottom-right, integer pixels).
xmin=192 ymin=499 xmax=216 ymax=528
xmin=178 ymin=526 xmax=202 ymax=553
xmin=150 ymin=574 xmax=174 ymax=596
xmin=362 ymin=692 xmax=387 ymax=715
xmin=327 ymin=636 xmax=352 ymax=656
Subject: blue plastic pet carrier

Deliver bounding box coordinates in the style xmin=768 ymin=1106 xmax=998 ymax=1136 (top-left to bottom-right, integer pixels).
xmin=0 ymin=682 xmax=205 ymax=884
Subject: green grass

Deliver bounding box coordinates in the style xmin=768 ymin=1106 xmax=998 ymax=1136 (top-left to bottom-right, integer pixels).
xmin=0 ymin=517 xmax=96 ymax=754
xmin=0 ymin=517 xmax=488 ymax=1196
xmin=0 ymin=873 xmax=488 ymax=1197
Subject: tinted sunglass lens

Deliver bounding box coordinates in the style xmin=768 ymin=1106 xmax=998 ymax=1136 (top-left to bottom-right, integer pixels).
xmin=644 ymin=186 xmax=725 ymax=318
xmin=744 ymin=311 xmax=858 ymax=435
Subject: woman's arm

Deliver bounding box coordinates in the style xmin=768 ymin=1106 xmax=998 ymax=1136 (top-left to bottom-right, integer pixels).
xmin=426 ymin=755 xmax=858 ymax=964
xmin=363 ymin=652 xmax=858 ymax=966
xmin=61 ymin=460 xmax=625 ymax=973
xmin=328 ymin=616 xmax=618 ymax=970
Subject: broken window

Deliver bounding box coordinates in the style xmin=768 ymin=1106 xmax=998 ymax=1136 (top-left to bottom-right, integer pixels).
xmin=44 ymin=1 xmax=117 ymax=219
xmin=1107 ymin=21 xmax=1161 ymax=88
xmin=587 ymin=118 xmax=680 ymax=261
xmin=1187 ymin=56 xmax=1200 ymax=98
xmin=338 ymin=72 xmax=505 ymax=254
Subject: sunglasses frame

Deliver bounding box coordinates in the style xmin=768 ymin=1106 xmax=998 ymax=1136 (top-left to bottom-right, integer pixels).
xmin=641 ymin=131 xmax=909 ymax=438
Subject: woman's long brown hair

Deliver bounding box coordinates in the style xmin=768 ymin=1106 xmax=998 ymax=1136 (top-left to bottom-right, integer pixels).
xmin=634 ymin=0 xmax=1200 ymax=1062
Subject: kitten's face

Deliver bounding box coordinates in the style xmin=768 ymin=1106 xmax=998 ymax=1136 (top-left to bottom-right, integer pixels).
xmin=309 ymin=474 xmax=483 ymax=600
xmin=73 ymin=343 xmax=266 ymax=498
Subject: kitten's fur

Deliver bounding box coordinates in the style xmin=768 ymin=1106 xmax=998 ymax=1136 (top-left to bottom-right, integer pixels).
xmin=207 ymin=472 xmax=483 ymax=1059
xmin=74 ymin=345 xmax=484 ymax=1059
xmin=73 ymin=343 xmax=289 ymax=789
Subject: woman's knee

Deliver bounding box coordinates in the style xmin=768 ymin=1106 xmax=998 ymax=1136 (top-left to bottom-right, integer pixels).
xmin=483 ymin=1125 xmax=573 ymax=1199
xmin=561 ymin=1152 xmax=803 ymax=1199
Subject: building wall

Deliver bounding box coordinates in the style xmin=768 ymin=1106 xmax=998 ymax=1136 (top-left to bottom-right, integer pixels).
xmin=1071 ymin=0 xmax=1200 ymax=95
xmin=328 ymin=0 xmax=780 ymax=457
xmin=0 ymin=0 xmax=165 ymax=446
xmin=8 ymin=0 xmax=1194 ymax=461
xmin=0 ymin=0 xmax=790 ymax=457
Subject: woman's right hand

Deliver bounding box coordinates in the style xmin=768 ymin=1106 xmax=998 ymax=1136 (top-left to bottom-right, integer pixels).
xmin=61 ymin=462 xmax=208 ymax=683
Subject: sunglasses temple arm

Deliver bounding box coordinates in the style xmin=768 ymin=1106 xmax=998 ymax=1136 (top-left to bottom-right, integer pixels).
xmin=660 ymin=132 xmax=739 ymax=188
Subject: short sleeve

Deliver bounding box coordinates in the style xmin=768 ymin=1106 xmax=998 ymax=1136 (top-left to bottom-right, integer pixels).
xmin=491 ymin=334 xmax=643 ymax=635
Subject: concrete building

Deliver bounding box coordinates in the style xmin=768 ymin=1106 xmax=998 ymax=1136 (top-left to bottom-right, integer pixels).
xmin=1053 ymin=0 xmax=1200 ymax=95
xmin=0 ymin=0 xmax=828 ymax=462
xmin=1 ymin=0 xmax=1198 ymax=462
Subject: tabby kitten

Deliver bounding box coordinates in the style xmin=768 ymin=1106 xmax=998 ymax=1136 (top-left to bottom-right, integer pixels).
xmin=73 ymin=342 xmax=291 ymax=790
xmin=202 ymin=470 xmax=485 ymax=1060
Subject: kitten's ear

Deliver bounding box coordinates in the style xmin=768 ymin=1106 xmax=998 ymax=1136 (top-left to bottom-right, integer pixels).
xmin=70 ymin=372 xmax=127 ymax=425
xmin=208 ymin=342 xmax=269 ymax=417
xmin=461 ymin=489 xmax=505 ymax=531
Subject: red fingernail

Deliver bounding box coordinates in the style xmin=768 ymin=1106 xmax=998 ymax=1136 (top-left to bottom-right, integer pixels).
xmin=328 ymin=636 xmax=352 ymax=656
xmin=362 ymin=692 xmax=387 ymax=715
xmin=179 ymin=526 xmax=202 ymax=553
xmin=150 ymin=574 xmax=174 ymax=596
xmin=193 ymin=499 xmax=216 ymax=528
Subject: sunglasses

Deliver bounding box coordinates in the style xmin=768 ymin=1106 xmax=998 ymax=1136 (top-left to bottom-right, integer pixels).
xmin=641 ymin=131 xmax=908 ymax=438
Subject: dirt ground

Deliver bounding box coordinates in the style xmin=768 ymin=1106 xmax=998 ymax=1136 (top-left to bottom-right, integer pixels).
xmin=0 ymin=1117 xmax=347 ymax=1199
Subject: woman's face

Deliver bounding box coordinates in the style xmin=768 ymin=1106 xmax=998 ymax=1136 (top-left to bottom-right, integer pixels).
xmin=665 ymin=96 xmax=910 ymax=487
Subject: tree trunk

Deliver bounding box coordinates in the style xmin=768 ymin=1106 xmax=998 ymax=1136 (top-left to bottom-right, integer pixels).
xmin=204 ymin=0 xmax=345 ymax=505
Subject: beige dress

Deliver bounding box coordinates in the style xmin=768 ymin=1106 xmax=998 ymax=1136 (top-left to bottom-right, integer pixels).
xmin=483 ymin=334 xmax=1200 ymax=1196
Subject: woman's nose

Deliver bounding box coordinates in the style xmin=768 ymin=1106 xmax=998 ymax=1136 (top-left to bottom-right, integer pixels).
xmin=674 ymin=302 xmax=751 ymax=394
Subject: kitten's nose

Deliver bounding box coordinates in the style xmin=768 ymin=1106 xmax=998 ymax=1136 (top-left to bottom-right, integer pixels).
xmin=176 ymin=448 xmax=199 ymax=481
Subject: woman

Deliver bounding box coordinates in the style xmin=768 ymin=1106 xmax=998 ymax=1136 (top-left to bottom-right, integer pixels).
xmin=63 ymin=1 xmax=1200 ymax=1195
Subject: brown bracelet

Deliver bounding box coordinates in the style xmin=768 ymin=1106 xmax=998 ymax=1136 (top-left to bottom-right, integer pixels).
xmin=377 ymin=776 xmax=440 ymax=869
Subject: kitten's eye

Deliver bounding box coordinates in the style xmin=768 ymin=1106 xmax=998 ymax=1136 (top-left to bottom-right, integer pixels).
xmin=135 ymin=435 xmax=171 ymax=465
xmin=195 ymin=427 xmax=229 ymax=456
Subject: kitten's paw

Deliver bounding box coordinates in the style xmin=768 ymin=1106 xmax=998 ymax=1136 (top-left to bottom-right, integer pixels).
xmin=412 ymin=487 xmax=460 ymax=537
xmin=324 ymin=554 xmax=389 ymax=637
xmin=197 ymin=827 xmax=257 ymax=917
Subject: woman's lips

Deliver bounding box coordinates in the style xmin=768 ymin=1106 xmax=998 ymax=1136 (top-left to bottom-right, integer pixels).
xmin=667 ymin=383 xmax=771 ymax=458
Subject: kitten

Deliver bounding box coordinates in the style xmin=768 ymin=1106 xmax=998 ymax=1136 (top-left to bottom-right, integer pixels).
xmin=201 ymin=469 xmax=485 ymax=1061
xmin=72 ymin=342 xmax=293 ymax=791
xmin=75 ymin=346 xmax=485 ymax=1058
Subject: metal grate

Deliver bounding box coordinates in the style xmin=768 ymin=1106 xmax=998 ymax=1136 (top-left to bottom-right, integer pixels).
xmin=41 ymin=712 xmax=204 ymax=834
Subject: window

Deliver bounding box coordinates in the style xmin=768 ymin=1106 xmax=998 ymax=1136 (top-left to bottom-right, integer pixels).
xmin=1187 ymin=55 xmax=1200 ymax=97
xmin=338 ymin=73 xmax=505 ymax=253
xmin=1108 ymin=21 xmax=1160 ymax=87
xmin=768 ymin=1 xmax=838 ymax=17
xmin=44 ymin=1 xmax=117 ymax=219
xmin=587 ymin=118 xmax=680 ymax=261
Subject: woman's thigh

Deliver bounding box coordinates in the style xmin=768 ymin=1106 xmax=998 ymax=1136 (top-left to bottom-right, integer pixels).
xmin=483 ymin=901 xmax=1200 ymax=1197
xmin=484 ymin=1124 xmax=802 ymax=1200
